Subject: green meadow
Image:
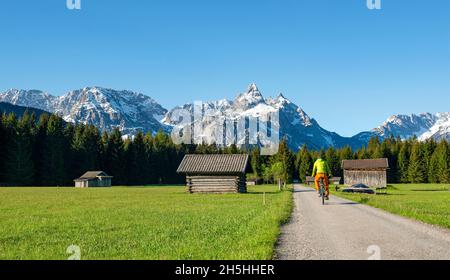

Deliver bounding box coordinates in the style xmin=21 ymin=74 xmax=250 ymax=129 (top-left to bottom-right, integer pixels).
xmin=332 ymin=184 xmax=450 ymax=229
xmin=0 ymin=185 xmax=292 ymax=260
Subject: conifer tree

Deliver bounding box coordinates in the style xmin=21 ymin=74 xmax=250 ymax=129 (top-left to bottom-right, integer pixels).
xmin=325 ymin=146 xmax=340 ymax=177
xmin=104 ymin=128 xmax=125 ymax=185
xmin=41 ymin=114 xmax=66 ymax=186
xmin=33 ymin=114 xmax=49 ymax=185
xmin=368 ymin=137 xmax=381 ymax=156
xmin=144 ymin=133 xmax=157 ymax=184
xmin=397 ymin=142 xmax=410 ymax=183
xmin=4 ymin=112 xmax=35 ymax=185
xmin=373 ymin=140 xmax=389 ymax=159
xmin=273 ymin=139 xmax=295 ymax=184
xmin=129 ymin=131 xmax=149 ymax=185
xmin=428 ymin=148 xmax=440 ymax=183
xmin=123 ymin=137 xmax=136 ymax=185
xmin=357 ymin=146 xmax=370 ymax=159
xmin=408 ymin=141 xmax=426 ymax=183
xmin=339 ymin=146 xmax=353 ymax=161
xmin=250 ymin=147 xmax=263 ymax=181
xmin=387 ymin=137 xmax=400 ymax=183
xmin=298 ymin=146 xmax=313 ymax=182
xmin=294 ymin=147 xmax=303 ymax=178
xmin=422 ymin=139 xmax=436 ymax=183
xmin=69 ymin=124 xmax=86 ymax=180
xmin=0 ymin=113 xmax=5 ymax=182
xmin=438 ymin=141 xmax=450 ymax=183
xmin=432 ymin=141 xmax=450 ymax=183
xmin=83 ymin=125 xmax=101 ymax=171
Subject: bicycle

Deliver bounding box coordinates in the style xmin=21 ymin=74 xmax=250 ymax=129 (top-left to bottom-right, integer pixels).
xmin=318 ymin=177 xmax=326 ymax=205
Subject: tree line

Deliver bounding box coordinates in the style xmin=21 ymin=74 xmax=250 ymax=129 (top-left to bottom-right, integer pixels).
xmin=0 ymin=111 xmax=246 ymax=186
xmin=1 ymin=110 xmax=449 ymax=186
xmin=0 ymin=111 xmax=185 ymax=186
xmin=249 ymin=136 xmax=450 ymax=185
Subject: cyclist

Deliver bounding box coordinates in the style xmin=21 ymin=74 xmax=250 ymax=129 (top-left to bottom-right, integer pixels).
xmin=312 ymin=157 xmax=332 ymax=200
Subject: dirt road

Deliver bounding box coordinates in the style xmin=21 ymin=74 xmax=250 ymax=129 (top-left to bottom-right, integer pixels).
xmin=276 ymin=185 xmax=450 ymax=260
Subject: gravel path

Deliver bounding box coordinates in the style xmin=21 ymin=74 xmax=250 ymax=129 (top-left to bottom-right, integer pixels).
xmin=276 ymin=184 xmax=450 ymax=260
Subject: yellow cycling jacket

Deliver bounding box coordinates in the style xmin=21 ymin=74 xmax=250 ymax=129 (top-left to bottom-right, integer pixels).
xmin=312 ymin=158 xmax=332 ymax=177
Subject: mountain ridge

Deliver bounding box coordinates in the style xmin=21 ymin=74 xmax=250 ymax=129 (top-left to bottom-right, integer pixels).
xmin=1 ymin=84 xmax=449 ymax=150
xmin=0 ymin=87 xmax=169 ymax=135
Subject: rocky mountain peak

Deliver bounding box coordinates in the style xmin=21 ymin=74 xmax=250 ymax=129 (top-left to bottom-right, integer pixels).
xmin=234 ymin=83 xmax=265 ymax=109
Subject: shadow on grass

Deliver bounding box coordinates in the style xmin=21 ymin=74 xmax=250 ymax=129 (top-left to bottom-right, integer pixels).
xmin=387 ymin=185 xmax=398 ymax=190
xmin=338 ymin=191 xmax=406 ymax=197
xmin=248 ymin=191 xmax=283 ymax=195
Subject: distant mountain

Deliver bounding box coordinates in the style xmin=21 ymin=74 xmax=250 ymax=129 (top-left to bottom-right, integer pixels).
xmin=163 ymin=83 xmax=365 ymax=150
xmin=360 ymin=112 xmax=450 ymax=142
xmin=1 ymin=85 xmax=448 ymax=150
xmin=0 ymin=87 xmax=169 ymax=135
xmin=418 ymin=113 xmax=450 ymax=141
xmin=0 ymin=89 xmax=56 ymax=112
xmin=0 ymin=102 xmax=51 ymax=120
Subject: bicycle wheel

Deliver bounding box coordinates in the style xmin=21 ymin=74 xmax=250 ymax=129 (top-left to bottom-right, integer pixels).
xmin=321 ymin=187 xmax=325 ymax=205
xmin=319 ymin=179 xmax=325 ymax=205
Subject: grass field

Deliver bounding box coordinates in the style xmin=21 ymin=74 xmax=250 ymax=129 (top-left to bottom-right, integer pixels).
xmin=331 ymin=184 xmax=450 ymax=229
xmin=0 ymin=185 xmax=292 ymax=260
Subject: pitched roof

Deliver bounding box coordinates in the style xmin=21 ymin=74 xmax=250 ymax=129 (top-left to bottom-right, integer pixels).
xmin=342 ymin=159 xmax=389 ymax=170
xmin=177 ymin=154 xmax=249 ymax=174
xmin=76 ymin=171 xmax=112 ymax=180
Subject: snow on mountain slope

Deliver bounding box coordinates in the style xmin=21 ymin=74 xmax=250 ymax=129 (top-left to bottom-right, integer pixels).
xmin=234 ymin=83 xmax=266 ymax=110
xmin=54 ymin=87 xmax=168 ymax=134
xmin=417 ymin=112 xmax=450 ymax=141
xmin=373 ymin=113 xmax=437 ymax=139
xmin=0 ymin=87 xmax=168 ymax=135
xmin=354 ymin=112 xmax=450 ymax=143
xmin=163 ymin=83 xmax=363 ymax=150
xmin=0 ymin=89 xmax=56 ymax=112
xmin=2 ymin=85 xmax=448 ymax=149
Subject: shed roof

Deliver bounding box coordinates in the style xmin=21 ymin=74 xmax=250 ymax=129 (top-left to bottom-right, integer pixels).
xmin=177 ymin=154 xmax=249 ymax=174
xmin=76 ymin=171 xmax=112 ymax=181
xmin=342 ymin=158 xmax=389 ymax=170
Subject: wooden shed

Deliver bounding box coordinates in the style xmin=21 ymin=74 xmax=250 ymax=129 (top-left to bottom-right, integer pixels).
xmin=305 ymin=176 xmax=316 ymax=186
xmin=305 ymin=176 xmax=342 ymax=186
xmin=74 ymin=171 xmax=113 ymax=188
xmin=342 ymin=159 xmax=389 ymax=188
xmin=177 ymin=154 xmax=249 ymax=193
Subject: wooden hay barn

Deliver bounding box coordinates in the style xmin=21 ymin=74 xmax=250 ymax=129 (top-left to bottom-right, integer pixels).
xmin=177 ymin=154 xmax=249 ymax=194
xmin=305 ymin=176 xmax=342 ymax=185
xmin=74 ymin=171 xmax=113 ymax=188
xmin=342 ymin=159 xmax=389 ymax=188
xmin=305 ymin=176 xmax=315 ymax=186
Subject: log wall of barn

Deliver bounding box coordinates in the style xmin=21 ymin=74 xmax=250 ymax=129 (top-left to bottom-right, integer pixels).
xmin=186 ymin=175 xmax=247 ymax=193
xmin=344 ymin=170 xmax=387 ymax=188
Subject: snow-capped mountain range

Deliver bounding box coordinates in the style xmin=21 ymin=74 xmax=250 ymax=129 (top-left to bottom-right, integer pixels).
xmin=0 ymin=87 xmax=168 ymax=135
xmin=163 ymin=84 xmax=363 ymax=150
xmin=1 ymin=84 xmax=449 ymax=150
xmin=369 ymin=112 xmax=450 ymax=142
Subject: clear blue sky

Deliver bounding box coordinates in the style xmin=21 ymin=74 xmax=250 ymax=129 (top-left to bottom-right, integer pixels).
xmin=1 ymin=0 xmax=449 ymax=136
